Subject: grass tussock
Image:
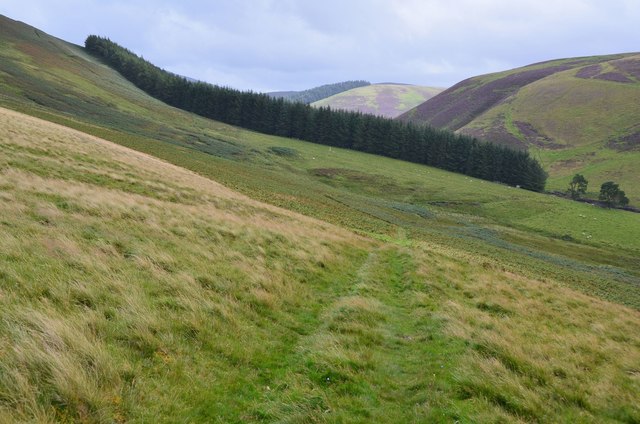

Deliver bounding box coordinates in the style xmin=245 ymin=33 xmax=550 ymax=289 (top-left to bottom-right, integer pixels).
xmin=413 ymin=242 xmax=640 ymax=423
xmin=0 ymin=108 xmax=372 ymax=422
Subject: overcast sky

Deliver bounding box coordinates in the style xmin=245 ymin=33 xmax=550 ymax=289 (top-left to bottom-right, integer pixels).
xmin=1 ymin=0 xmax=639 ymax=92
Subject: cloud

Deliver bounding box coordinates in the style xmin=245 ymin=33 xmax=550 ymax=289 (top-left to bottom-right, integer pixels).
xmin=2 ymin=0 xmax=639 ymax=91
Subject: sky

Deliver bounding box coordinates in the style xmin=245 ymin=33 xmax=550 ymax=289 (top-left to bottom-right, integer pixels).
xmin=1 ymin=0 xmax=639 ymax=92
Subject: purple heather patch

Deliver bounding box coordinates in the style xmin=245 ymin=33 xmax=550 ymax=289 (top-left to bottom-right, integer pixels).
xmin=607 ymin=131 xmax=640 ymax=151
xmin=461 ymin=126 xmax=527 ymax=151
xmin=514 ymin=121 xmax=564 ymax=149
xmin=576 ymin=58 xmax=639 ymax=83
xmin=575 ymin=64 xmax=602 ymax=79
xmin=400 ymin=65 xmax=573 ymax=130
xmin=375 ymin=87 xmax=402 ymax=118
xmin=594 ymin=72 xmax=634 ymax=83
xmin=613 ymin=58 xmax=640 ymax=80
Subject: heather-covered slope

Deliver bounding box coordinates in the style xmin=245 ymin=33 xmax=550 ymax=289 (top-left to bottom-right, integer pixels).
xmin=312 ymin=83 xmax=443 ymax=118
xmin=399 ymin=53 xmax=640 ymax=202
xmin=398 ymin=54 xmax=634 ymax=135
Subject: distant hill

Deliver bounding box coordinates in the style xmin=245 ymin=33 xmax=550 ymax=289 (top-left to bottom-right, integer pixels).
xmin=313 ymin=83 xmax=444 ymax=118
xmin=268 ymin=80 xmax=370 ymax=104
xmin=399 ymin=53 xmax=640 ymax=200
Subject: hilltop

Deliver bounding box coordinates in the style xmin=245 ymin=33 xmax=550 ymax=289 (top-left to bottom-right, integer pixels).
xmin=399 ymin=53 xmax=640 ymax=203
xmin=0 ymin=15 xmax=639 ymax=423
xmin=313 ymin=83 xmax=443 ymax=118
xmin=268 ymin=80 xmax=370 ymax=104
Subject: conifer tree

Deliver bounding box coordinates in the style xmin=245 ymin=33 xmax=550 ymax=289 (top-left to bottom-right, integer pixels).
xmin=85 ymin=35 xmax=548 ymax=192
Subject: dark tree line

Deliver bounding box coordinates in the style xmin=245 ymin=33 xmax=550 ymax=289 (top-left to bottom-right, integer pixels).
xmin=268 ymin=80 xmax=371 ymax=104
xmin=85 ymin=35 xmax=547 ymax=191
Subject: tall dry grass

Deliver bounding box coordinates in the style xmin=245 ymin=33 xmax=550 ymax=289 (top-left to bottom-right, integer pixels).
xmin=1 ymin=106 xmax=638 ymax=422
xmin=413 ymin=241 xmax=640 ymax=422
xmin=0 ymin=107 xmax=369 ymax=422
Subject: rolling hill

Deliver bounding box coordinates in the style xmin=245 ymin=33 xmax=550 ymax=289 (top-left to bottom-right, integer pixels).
xmin=268 ymin=80 xmax=370 ymax=104
xmin=399 ymin=54 xmax=640 ymax=203
xmin=313 ymin=83 xmax=444 ymax=118
xmin=1 ymin=15 xmax=639 ymax=423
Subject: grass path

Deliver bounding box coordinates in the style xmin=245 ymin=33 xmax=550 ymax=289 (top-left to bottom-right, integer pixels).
xmin=1 ymin=103 xmax=639 ymax=423
xmin=246 ymin=247 xmax=466 ymax=422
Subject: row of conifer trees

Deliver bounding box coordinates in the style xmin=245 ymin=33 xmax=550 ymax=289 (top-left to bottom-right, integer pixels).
xmin=85 ymin=35 xmax=547 ymax=191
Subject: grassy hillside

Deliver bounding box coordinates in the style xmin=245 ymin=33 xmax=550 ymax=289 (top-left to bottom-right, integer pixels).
xmin=0 ymin=14 xmax=638 ymax=312
xmin=399 ymin=54 xmax=640 ymax=204
xmin=4 ymin=106 xmax=640 ymax=423
xmin=1 ymin=15 xmax=640 ymax=422
xmin=312 ymin=83 xmax=443 ymax=118
xmin=0 ymin=107 xmax=373 ymax=422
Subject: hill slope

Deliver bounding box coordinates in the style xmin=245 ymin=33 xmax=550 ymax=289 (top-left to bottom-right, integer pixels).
xmin=82 ymin=35 xmax=546 ymax=190
xmin=313 ymin=83 xmax=443 ymax=118
xmin=3 ymin=108 xmax=640 ymax=423
xmin=399 ymin=54 xmax=640 ymax=202
xmin=268 ymin=80 xmax=370 ymax=103
xmin=1 ymin=15 xmax=640 ymax=422
xmin=0 ymin=106 xmax=374 ymax=422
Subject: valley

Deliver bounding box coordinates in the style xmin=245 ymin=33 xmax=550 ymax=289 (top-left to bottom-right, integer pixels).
xmin=0 ymin=14 xmax=639 ymax=423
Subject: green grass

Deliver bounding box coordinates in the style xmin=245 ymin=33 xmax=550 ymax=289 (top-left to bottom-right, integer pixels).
xmin=503 ymin=108 xmax=525 ymax=142
xmin=1 ymin=15 xmax=639 ymax=423
xmin=535 ymin=143 xmax=640 ymax=203
xmin=457 ymin=55 xmax=640 ymax=204
xmin=1 ymin=28 xmax=638 ymax=305
xmin=2 ymin=111 xmax=638 ymax=423
xmin=312 ymin=83 xmax=443 ymax=118
xmin=0 ymin=108 xmax=377 ymax=422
